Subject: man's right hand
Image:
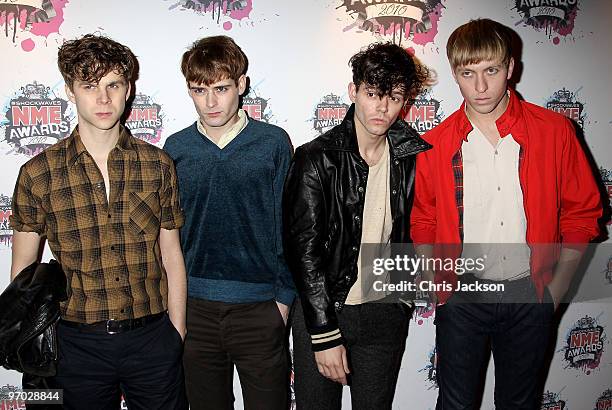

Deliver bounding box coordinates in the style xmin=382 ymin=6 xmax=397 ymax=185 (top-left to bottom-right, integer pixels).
xmin=314 ymin=344 xmax=350 ymax=385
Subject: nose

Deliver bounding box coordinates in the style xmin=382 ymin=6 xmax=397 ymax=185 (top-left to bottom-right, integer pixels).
xmin=97 ymin=87 xmax=110 ymax=104
xmin=206 ymin=92 xmax=217 ymax=108
xmin=377 ymin=96 xmax=389 ymax=113
xmin=475 ymin=73 xmax=488 ymax=93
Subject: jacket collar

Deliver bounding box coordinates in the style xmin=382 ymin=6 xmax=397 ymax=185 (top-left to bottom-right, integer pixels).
xmin=323 ymin=104 xmax=432 ymax=158
xmin=454 ymin=88 xmax=527 ymax=144
xmin=65 ymin=125 xmax=135 ymax=168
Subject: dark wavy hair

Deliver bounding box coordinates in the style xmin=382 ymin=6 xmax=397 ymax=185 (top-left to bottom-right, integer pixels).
xmin=58 ymin=34 xmax=137 ymax=91
xmin=349 ymin=42 xmax=427 ymax=100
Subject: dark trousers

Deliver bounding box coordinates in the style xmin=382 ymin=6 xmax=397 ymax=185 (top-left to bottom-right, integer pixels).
xmin=435 ymin=275 xmax=555 ymax=410
xmin=292 ymin=299 xmax=410 ymax=410
xmin=51 ymin=313 xmax=187 ymax=410
xmin=183 ymin=298 xmax=289 ymax=410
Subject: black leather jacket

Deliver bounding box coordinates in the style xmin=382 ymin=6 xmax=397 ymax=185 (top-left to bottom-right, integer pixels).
xmin=0 ymin=260 xmax=66 ymax=377
xmin=283 ymin=105 xmax=431 ymax=349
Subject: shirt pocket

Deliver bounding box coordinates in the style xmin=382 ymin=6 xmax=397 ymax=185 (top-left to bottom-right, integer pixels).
xmin=129 ymin=191 xmax=161 ymax=237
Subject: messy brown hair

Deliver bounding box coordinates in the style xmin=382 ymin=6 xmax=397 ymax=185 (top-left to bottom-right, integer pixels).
xmin=58 ymin=34 xmax=137 ymax=90
xmin=447 ymin=19 xmax=512 ymax=71
xmin=181 ymin=36 xmax=248 ymax=86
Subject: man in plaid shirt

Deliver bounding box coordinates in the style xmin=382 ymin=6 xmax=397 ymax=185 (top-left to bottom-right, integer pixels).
xmin=10 ymin=34 xmax=188 ymax=409
xmin=411 ymin=19 xmax=601 ymax=409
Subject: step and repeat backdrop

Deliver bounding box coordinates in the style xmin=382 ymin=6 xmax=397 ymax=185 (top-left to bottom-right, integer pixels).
xmin=1 ymin=0 xmax=611 ymax=409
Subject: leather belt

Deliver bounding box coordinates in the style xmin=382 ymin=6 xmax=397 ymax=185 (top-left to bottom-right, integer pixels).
xmin=60 ymin=312 xmax=165 ymax=334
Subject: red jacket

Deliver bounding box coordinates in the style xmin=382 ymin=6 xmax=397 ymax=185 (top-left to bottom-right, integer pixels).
xmin=410 ymin=89 xmax=601 ymax=303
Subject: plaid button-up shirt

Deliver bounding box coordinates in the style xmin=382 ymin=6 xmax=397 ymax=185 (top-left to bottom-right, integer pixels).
xmin=11 ymin=126 xmax=184 ymax=323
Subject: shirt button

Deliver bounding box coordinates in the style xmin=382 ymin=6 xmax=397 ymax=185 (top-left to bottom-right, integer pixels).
xmin=96 ymin=183 xmax=103 ymax=189
xmin=111 ymin=245 xmax=115 ymax=251
xmin=334 ymin=302 xmax=341 ymax=308
xmin=345 ymin=275 xmax=351 ymax=281
xmin=394 ymin=160 xmax=399 ymax=165
xmin=500 ymin=221 xmax=504 ymax=226
xmin=120 ymin=309 xmax=125 ymax=313
xmin=108 ymin=214 xmax=112 ymax=218
xmin=115 ymin=277 xmax=120 ymax=281
xmin=497 ymin=186 xmax=501 ymax=191
xmin=358 ymin=186 xmax=364 ymax=193
xmin=354 ymin=215 xmax=360 ymax=222
xmin=392 ymin=189 xmax=397 ymax=195
xmin=352 ymin=246 xmax=358 ymax=252
xmin=494 ymin=150 xmax=499 ymax=155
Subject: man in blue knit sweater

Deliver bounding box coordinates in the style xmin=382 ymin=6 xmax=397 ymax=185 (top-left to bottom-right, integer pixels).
xmin=163 ymin=36 xmax=295 ymax=410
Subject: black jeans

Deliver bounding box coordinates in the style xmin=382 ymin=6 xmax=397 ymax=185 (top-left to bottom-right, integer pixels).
xmin=435 ymin=275 xmax=555 ymax=410
xmin=183 ymin=298 xmax=289 ymax=410
xmin=52 ymin=313 xmax=187 ymax=410
xmin=292 ymin=299 xmax=410 ymax=410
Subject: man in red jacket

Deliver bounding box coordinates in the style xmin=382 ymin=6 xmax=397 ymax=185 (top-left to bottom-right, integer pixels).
xmin=411 ymin=19 xmax=601 ymax=409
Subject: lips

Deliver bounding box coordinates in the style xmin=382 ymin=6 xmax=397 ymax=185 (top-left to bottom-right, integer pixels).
xmin=206 ymin=112 xmax=222 ymax=117
xmin=95 ymin=112 xmax=112 ymax=119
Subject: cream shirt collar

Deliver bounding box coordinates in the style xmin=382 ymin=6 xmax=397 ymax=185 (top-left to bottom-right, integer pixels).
xmin=197 ymin=109 xmax=249 ymax=149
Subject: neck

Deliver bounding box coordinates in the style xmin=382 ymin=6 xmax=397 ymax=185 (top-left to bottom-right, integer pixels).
xmin=78 ymin=121 xmax=121 ymax=159
xmin=466 ymin=92 xmax=509 ymax=130
xmin=355 ymin=116 xmax=387 ymax=165
xmin=201 ymin=110 xmax=241 ymax=142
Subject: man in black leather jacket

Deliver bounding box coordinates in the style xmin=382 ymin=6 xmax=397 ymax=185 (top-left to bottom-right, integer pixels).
xmin=283 ymin=43 xmax=431 ymax=409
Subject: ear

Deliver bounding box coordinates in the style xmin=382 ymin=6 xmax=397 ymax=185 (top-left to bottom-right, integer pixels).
xmin=125 ymin=81 xmax=132 ymax=102
xmin=65 ymin=84 xmax=76 ymax=104
xmin=506 ymin=57 xmax=515 ymax=80
xmin=348 ymin=82 xmax=357 ymax=103
xmin=450 ymin=66 xmax=459 ymax=84
xmin=237 ymin=74 xmax=247 ymax=95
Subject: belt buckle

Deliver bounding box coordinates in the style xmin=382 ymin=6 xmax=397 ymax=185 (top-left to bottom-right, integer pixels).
xmin=106 ymin=319 xmax=119 ymax=334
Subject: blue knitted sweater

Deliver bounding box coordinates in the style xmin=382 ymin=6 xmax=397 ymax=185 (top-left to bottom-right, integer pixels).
xmin=163 ymin=119 xmax=295 ymax=305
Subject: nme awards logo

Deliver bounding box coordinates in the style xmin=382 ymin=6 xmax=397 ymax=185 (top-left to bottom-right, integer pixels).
xmin=339 ymin=0 xmax=445 ymax=45
xmin=125 ymin=94 xmax=164 ymax=145
xmin=514 ymin=0 xmax=579 ymax=42
xmin=594 ymin=389 xmax=612 ymax=410
xmin=312 ymin=94 xmax=349 ymax=135
xmin=546 ymin=88 xmax=585 ymax=129
xmin=242 ymin=91 xmax=272 ymax=123
xmin=0 ymin=194 xmax=12 ymax=247
xmin=404 ymin=90 xmax=443 ymax=135
xmin=0 ymin=384 xmax=24 ymax=410
xmin=541 ymin=391 xmax=566 ymax=410
xmin=3 ymin=82 xmax=72 ymax=156
xmin=563 ymin=316 xmax=605 ymax=374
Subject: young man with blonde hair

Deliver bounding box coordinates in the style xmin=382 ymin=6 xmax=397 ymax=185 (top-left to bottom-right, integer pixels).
xmin=163 ymin=36 xmax=295 ymax=410
xmin=411 ymin=19 xmax=601 ymax=409
xmin=10 ymin=34 xmax=187 ymax=409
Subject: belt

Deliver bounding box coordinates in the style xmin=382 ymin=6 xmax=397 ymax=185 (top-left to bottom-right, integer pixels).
xmin=60 ymin=312 xmax=165 ymax=334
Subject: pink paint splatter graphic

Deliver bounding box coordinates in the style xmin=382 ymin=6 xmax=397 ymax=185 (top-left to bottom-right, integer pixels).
xmin=514 ymin=0 xmax=580 ymax=43
xmin=339 ymin=0 xmax=445 ymax=46
xmin=167 ymin=0 xmax=252 ymax=28
xmin=0 ymin=0 xmax=68 ymax=50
